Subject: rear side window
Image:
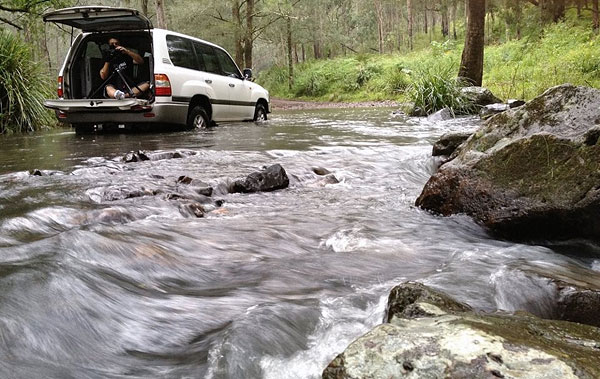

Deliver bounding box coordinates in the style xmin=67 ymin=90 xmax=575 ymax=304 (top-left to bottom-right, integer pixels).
xmin=214 ymin=49 xmax=240 ymax=78
xmin=194 ymin=42 xmax=221 ymax=75
xmin=166 ymin=35 xmax=197 ymax=70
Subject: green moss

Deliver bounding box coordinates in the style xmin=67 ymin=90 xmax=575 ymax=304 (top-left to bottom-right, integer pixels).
xmin=474 ymin=135 xmax=600 ymax=205
xmin=459 ymin=313 xmax=600 ymax=378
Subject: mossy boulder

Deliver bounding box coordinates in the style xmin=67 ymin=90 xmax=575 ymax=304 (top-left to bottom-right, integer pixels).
xmin=416 ymin=84 xmax=600 ymax=241
xmin=323 ymin=282 xmax=600 ymax=379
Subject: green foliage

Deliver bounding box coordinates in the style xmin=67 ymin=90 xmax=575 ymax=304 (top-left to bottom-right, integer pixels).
xmin=0 ymin=31 xmax=53 ymax=134
xmin=407 ymin=65 xmax=476 ymax=116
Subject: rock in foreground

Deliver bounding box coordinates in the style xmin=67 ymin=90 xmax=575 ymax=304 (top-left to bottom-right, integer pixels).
xmin=323 ymin=282 xmax=600 ymax=379
xmin=416 ymin=84 xmax=600 ymax=241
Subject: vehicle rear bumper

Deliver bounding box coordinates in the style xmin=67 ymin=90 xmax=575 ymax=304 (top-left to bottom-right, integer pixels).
xmin=57 ymin=103 xmax=188 ymax=125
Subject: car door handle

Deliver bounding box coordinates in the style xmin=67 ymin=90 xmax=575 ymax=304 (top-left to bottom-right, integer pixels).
xmin=229 ymin=83 xmax=235 ymax=88
xmin=205 ymin=79 xmax=212 ymax=84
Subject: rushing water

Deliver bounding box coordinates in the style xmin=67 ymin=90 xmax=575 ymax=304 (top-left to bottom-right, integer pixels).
xmin=1 ymin=108 xmax=599 ymax=378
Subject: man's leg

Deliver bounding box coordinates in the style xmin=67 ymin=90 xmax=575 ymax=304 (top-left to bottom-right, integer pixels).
xmin=130 ymin=82 xmax=150 ymax=98
xmin=105 ymin=84 xmax=118 ymax=99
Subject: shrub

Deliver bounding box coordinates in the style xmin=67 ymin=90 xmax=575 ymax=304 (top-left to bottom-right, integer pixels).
xmin=0 ymin=31 xmax=53 ymax=134
xmin=408 ymin=65 xmax=476 ymax=116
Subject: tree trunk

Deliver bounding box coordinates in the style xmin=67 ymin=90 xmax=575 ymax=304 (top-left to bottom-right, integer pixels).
xmin=374 ymin=0 xmax=385 ymax=54
xmin=287 ymin=17 xmax=293 ymax=90
xmin=458 ymin=0 xmax=486 ymax=86
xmin=141 ymin=0 xmax=149 ymax=17
xmin=232 ymin=0 xmax=244 ymax=68
xmin=594 ymin=0 xmax=599 ymax=32
xmin=407 ymin=0 xmax=414 ymax=50
xmin=552 ymin=0 xmax=565 ymax=22
xmin=441 ymin=0 xmax=450 ymax=37
xmin=155 ymin=0 xmax=167 ymax=29
xmin=244 ymin=0 xmax=254 ymax=69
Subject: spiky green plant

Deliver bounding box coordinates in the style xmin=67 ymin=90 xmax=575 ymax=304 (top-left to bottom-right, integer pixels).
xmin=0 ymin=30 xmax=53 ymax=134
xmin=407 ymin=65 xmax=477 ymax=116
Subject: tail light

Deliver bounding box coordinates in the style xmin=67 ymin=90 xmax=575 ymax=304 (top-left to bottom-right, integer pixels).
xmin=154 ymin=74 xmax=172 ymax=96
xmin=57 ymin=76 xmax=63 ymax=98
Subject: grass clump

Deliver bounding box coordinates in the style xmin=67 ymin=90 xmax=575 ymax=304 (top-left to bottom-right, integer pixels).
xmin=0 ymin=31 xmax=53 ymax=134
xmin=407 ymin=65 xmax=476 ymax=116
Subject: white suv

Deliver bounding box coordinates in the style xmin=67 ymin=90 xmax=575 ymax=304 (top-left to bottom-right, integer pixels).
xmin=43 ymin=6 xmax=270 ymax=133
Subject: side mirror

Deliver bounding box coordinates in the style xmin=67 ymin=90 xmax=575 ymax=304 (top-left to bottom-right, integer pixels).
xmin=243 ymin=68 xmax=253 ymax=80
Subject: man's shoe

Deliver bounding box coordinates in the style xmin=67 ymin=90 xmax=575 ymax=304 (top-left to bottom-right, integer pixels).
xmin=114 ymin=90 xmax=125 ymax=100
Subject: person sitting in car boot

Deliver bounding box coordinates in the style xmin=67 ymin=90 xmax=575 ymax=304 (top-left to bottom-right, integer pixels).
xmin=100 ymin=37 xmax=150 ymax=100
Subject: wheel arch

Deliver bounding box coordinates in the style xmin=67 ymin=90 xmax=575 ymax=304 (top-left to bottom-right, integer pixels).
xmin=188 ymin=95 xmax=213 ymax=121
xmin=256 ymin=98 xmax=270 ymax=114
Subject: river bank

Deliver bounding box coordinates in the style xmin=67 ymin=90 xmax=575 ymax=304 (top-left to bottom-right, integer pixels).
xmin=270 ymin=97 xmax=400 ymax=110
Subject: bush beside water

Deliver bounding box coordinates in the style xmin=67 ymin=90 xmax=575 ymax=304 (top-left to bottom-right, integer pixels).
xmin=257 ymin=22 xmax=600 ymax=112
xmin=0 ymin=31 xmax=53 ymax=134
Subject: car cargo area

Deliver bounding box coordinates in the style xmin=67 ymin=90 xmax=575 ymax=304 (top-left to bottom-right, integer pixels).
xmin=67 ymin=32 xmax=152 ymax=100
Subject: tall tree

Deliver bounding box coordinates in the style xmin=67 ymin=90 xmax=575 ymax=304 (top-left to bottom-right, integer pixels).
xmin=155 ymin=0 xmax=168 ymax=29
xmin=458 ymin=0 xmax=486 ymax=86
xmin=407 ymin=0 xmax=414 ymax=50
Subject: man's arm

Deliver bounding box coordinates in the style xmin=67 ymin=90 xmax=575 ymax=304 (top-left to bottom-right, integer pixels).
xmin=117 ymin=46 xmax=144 ymax=64
xmin=100 ymin=61 xmax=110 ymax=80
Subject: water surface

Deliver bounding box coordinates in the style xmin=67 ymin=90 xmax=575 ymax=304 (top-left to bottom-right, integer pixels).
xmin=0 ymin=108 xmax=598 ymax=378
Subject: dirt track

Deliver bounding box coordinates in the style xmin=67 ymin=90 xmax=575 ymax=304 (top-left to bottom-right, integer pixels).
xmin=270 ymin=98 xmax=400 ymax=110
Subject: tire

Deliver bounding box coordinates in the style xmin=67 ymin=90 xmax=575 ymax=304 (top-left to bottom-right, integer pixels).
xmin=253 ymin=103 xmax=268 ymax=122
xmin=187 ymin=106 xmax=210 ymax=129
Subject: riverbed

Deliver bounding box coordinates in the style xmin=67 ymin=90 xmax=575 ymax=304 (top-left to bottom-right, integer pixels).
xmin=0 ymin=108 xmax=598 ymax=378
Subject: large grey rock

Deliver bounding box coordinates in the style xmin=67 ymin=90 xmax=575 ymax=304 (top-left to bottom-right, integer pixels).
xmin=416 ymin=84 xmax=600 ymax=241
xmin=323 ymin=282 xmax=600 ymax=379
xmin=461 ymin=86 xmax=503 ymax=106
xmin=229 ymin=164 xmax=289 ymax=193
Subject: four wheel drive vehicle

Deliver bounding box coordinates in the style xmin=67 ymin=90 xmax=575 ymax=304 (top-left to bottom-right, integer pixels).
xmin=43 ymin=6 xmax=270 ymax=133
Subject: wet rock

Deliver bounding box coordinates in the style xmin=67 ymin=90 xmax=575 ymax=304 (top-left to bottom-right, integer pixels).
xmin=480 ymin=103 xmax=510 ymax=120
xmin=416 ymin=84 xmax=600 ymax=241
xmin=508 ymin=99 xmax=526 ymax=109
xmin=427 ymin=107 xmax=454 ymax=122
xmin=123 ymin=150 xmax=150 ymax=163
xmin=323 ymin=282 xmax=600 ymax=379
xmin=312 ymin=167 xmax=331 ymax=176
xmin=28 ymin=169 xmax=64 ymax=176
xmin=229 ymin=164 xmax=289 ymax=193
xmin=461 ymin=86 xmax=503 ymax=106
xmin=179 ymin=202 xmax=205 ymax=218
xmin=319 ymin=174 xmax=339 ymax=185
xmin=432 ymin=132 xmax=472 ymax=157
xmin=88 ymin=186 xmax=158 ymax=202
xmin=177 ymin=175 xmax=193 ymax=184
xmin=195 ymin=186 xmax=213 ymax=197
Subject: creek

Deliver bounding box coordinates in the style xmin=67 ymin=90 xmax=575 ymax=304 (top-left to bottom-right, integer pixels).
xmin=0 ymin=108 xmax=599 ymax=378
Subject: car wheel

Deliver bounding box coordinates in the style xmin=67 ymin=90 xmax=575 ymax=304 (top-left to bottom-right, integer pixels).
xmin=187 ymin=106 xmax=210 ymax=129
xmin=253 ymin=104 xmax=267 ymax=122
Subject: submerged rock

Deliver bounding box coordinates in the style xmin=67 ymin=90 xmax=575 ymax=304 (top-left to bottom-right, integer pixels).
xmin=323 ymin=282 xmax=600 ymax=379
xmin=416 ymin=84 xmax=600 ymax=241
xmin=229 ymin=164 xmax=289 ymax=193
xmin=432 ymin=132 xmax=472 ymax=157
xmin=427 ymin=107 xmax=454 ymax=122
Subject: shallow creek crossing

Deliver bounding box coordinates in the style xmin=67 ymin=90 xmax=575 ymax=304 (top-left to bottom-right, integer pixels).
xmin=0 ymin=108 xmax=599 ymax=378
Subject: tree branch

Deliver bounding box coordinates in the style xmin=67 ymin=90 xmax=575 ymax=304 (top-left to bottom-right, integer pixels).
xmin=0 ymin=16 xmax=22 ymax=29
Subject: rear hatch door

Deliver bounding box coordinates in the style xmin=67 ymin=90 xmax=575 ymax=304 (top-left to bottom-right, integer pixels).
xmin=43 ymin=6 xmax=152 ymax=32
xmin=44 ymin=98 xmax=149 ymax=112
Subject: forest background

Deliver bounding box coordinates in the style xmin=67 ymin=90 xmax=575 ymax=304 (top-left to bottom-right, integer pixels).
xmin=1 ymin=0 xmax=600 ymax=132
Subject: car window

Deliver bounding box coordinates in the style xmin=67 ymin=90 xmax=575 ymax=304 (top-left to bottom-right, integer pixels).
xmin=214 ymin=48 xmax=240 ymax=78
xmin=193 ymin=42 xmax=221 ymax=75
xmin=166 ymin=35 xmax=197 ymax=70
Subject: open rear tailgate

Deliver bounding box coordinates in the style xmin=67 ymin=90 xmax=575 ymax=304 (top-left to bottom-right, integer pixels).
xmin=43 ymin=6 xmax=151 ymax=32
xmin=44 ymin=98 xmax=149 ymax=112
